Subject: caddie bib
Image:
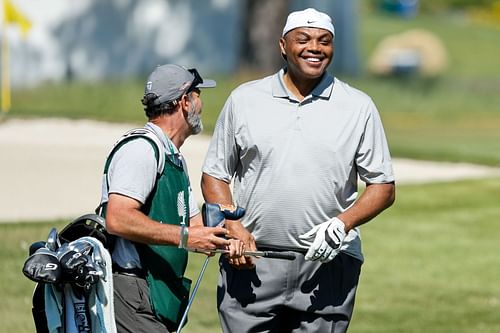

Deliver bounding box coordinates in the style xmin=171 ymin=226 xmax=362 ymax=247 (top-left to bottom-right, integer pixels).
xmin=100 ymin=131 xmax=192 ymax=331
xmin=137 ymin=146 xmax=192 ymax=331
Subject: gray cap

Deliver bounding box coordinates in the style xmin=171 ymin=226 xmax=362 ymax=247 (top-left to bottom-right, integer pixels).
xmin=144 ymin=64 xmax=216 ymax=105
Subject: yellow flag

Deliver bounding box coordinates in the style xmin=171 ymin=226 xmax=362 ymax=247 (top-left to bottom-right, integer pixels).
xmin=3 ymin=0 xmax=31 ymax=36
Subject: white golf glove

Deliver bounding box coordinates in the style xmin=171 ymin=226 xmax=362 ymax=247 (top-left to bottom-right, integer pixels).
xmin=299 ymin=217 xmax=346 ymax=263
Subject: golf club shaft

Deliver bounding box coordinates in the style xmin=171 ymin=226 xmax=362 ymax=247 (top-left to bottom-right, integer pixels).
xmin=177 ymin=256 xmax=210 ymax=333
xmin=189 ymin=248 xmax=296 ymax=260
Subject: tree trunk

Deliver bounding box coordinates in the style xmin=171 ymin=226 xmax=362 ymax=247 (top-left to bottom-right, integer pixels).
xmin=240 ymin=0 xmax=289 ymax=72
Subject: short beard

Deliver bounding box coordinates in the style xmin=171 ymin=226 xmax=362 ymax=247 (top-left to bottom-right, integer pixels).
xmin=187 ymin=95 xmax=203 ymax=135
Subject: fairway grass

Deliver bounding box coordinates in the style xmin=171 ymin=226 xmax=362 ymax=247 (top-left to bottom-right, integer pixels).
xmin=350 ymin=178 xmax=500 ymax=333
xmin=3 ymin=178 xmax=500 ymax=332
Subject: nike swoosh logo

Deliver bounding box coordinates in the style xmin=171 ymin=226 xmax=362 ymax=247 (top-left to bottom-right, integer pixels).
xmin=307 ymin=20 xmax=316 ymax=24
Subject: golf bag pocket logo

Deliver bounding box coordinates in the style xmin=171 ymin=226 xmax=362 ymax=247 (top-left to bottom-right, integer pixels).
xmin=45 ymin=263 xmax=59 ymax=271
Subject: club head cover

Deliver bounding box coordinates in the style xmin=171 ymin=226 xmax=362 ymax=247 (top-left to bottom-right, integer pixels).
xmin=69 ymin=261 xmax=101 ymax=290
xmin=29 ymin=241 xmax=47 ymax=256
xmin=202 ymin=203 xmax=246 ymax=227
xmin=222 ymin=206 xmax=246 ymax=220
xmin=79 ymin=263 xmax=101 ymax=290
xmin=59 ymin=250 xmax=101 ymax=289
xmin=59 ymin=250 xmax=88 ymax=278
xmin=23 ymin=248 xmax=62 ymax=284
xmin=202 ymin=203 xmax=225 ymax=227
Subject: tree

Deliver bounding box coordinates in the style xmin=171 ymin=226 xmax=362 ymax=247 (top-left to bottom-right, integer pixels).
xmin=240 ymin=0 xmax=289 ymax=73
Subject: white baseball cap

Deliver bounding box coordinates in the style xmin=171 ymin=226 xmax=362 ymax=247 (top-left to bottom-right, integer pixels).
xmin=282 ymin=8 xmax=335 ymax=37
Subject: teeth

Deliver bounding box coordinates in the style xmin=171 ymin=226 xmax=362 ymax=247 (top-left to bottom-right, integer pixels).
xmin=305 ymin=58 xmax=320 ymax=62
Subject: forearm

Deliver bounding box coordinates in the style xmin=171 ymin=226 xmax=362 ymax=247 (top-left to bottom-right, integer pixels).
xmin=202 ymin=173 xmax=237 ymax=229
xmin=337 ymin=182 xmax=395 ymax=232
xmin=201 ymin=173 xmax=240 ymax=231
xmin=106 ymin=196 xmax=181 ymax=245
xmin=201 ymin=173 xmax=234 ymax=205
xmin=202 ymin=173 xmax=256 ymax=263
xmin=106 ymin=193 xmax=231 ymax=252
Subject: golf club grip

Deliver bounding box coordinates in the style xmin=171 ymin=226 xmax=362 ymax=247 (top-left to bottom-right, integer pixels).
xmin=247 ymin=250 xmax=296 ymax=260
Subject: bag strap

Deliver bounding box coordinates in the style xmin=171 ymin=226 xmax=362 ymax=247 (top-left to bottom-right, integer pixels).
xmin=110 ymin=128 xmax=166 ymax=174
xmin=96 ymin=128 xmax=166 ymax=216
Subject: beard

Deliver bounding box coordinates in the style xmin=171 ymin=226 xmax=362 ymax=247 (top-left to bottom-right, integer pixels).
xmin=186 ymin=100 xmax=203 ymax=135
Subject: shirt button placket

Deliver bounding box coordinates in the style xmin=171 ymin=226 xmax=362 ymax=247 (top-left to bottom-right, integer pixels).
xmin=294 ymin=102 xmax=302 ymax=131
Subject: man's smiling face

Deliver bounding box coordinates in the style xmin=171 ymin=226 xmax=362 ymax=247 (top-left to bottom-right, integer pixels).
xmin=280 ymin=27 xmax=334 ymax=80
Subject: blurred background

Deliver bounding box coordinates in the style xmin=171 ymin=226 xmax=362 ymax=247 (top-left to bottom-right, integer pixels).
xmin=1 ymin=0 xmax=500 ymax=332
xmin=3 ymin=0 xmax=500 ymax=164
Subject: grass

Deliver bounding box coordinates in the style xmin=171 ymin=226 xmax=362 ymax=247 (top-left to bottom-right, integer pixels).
xmin=4 ymin=178 xmax=500 ymax=332
xmin=350 ymin=76 xmax=500 ymax=165
xmin=0 ymin=220 xmax=68 ymax=333
xmin=350 ymin=178 xmax=500 ymax=333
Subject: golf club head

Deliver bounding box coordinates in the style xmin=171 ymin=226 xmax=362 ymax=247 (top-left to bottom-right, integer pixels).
xmin=46 ymin=228 xmax=60 ymax=252
xmin=91 ymin=244 xmax=104 ymax=266
xmin=69 ymin=241 xmax=93 ymax=256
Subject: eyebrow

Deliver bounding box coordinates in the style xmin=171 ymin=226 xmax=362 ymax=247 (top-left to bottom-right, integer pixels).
xmin=293 ymin=31 xmax=332 ymax=40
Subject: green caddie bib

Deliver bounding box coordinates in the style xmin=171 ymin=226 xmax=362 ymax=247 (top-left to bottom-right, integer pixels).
xmin=137 ymin=150 xmax=192 ymax=331
xmin=101 ymin=131 xmax=192 ymax=331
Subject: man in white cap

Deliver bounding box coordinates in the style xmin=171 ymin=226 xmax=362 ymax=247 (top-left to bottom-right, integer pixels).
xmin=202 ymin=8 xmax=395 ymax=333
xmin=99 ymin=64 xmax=243 ymax=332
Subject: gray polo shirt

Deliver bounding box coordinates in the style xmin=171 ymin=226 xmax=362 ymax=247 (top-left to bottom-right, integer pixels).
xmin=203 ymin=69 xmax=394 ymax=262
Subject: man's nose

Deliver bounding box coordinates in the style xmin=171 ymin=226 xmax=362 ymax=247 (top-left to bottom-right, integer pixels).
xmin=307 ymin=40 xmax=321 ymax=52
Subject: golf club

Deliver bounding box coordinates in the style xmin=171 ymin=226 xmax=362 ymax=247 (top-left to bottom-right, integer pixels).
xmin=177 ymin=203 xmax=297 ymax=332
xmin=176 ymin=256 xmax=210 ymax=333
xmin=189 ymin=247 xmax=296 ymax=260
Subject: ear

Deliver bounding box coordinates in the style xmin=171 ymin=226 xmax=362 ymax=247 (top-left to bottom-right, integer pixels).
xmin=179 ymin=94 xmax=190 ymax=115
xmin=279 ymin=37 xmax=287 ymax=57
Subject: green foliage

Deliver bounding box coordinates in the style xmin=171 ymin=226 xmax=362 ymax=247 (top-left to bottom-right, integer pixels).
xmin=5 ymin=178 xmax=500 ymax=332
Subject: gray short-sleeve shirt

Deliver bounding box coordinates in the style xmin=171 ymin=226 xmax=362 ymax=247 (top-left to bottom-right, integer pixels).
xmin=203 ymin=70 xmax=394 ymax=262
xmin=101 ymin=122 xmax=200 ymax=269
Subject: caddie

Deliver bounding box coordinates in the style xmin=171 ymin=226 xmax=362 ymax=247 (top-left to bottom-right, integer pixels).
xmin=202 ymin=8 xmax=396 ymax=333
xmin=99 ymin=64 xmax=243 ymax=332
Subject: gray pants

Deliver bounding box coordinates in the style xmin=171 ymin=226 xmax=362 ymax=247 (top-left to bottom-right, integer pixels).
xmin=113 ymin=272 xmax=169 ymax=333
xmin=217 ymin=252 xmax=362 ymax=333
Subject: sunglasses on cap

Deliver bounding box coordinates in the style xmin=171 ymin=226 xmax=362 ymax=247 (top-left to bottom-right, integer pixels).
xmin=187 ymin=68 xmax=203 ymax=93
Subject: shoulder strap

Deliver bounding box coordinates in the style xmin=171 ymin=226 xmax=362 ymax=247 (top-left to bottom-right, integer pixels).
xmin=110 ymin=128 xmax=166 ymax=174
xmin=96 ymin=128 xmax=166 ymax=216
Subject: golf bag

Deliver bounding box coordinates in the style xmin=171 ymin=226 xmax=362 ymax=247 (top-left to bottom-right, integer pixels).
xmin=23 ymin=128 xmax=167 ymax=332
xmin=22 ymin=214 xmax=115 ymax=333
